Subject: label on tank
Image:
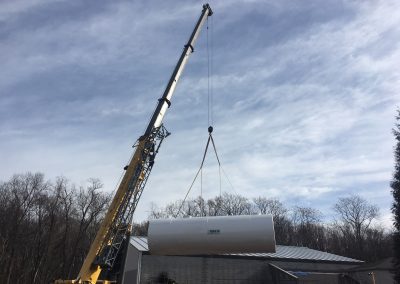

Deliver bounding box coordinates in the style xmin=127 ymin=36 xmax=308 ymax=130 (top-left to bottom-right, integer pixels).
xmin=207 ymin=229 xmax=221 ymax=234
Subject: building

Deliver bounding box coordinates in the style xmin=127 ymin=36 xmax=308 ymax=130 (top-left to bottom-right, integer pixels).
xmin=346 ymin=257 xmax=396 ymax=284
xmin=121 ymin=237 xmax=388 ymax=284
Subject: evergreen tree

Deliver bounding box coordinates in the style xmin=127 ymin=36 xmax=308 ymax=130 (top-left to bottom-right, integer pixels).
xmin=391 ymin=109 xmax=400 ymax=283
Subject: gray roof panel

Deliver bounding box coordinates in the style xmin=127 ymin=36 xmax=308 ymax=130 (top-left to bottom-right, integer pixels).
xmin=130 ymin=236 xmax=148 ymax=252
xmin=231 ymin=246 xmax=363 ymax=263
xmin=130 ymin=237 xmax=362 ymax=263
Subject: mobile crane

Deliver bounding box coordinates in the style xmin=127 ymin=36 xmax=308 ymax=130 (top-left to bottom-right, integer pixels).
xmin=56 ymin=4 xmax=213 ymax=284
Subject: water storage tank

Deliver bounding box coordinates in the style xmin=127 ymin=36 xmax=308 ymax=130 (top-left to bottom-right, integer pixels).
xmin=148 ymin=215 xmax=275 ymax=255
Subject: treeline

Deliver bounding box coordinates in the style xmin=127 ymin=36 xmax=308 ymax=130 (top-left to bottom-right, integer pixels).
xmin=147 ymin=192 xmax=393 ymax=262
xmin=0 ymin=173 xmax=111 ymax=284
xmin=0 ymin=173 xmax=394 ymax=283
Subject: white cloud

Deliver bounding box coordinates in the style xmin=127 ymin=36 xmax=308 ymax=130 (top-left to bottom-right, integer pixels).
xmin=0 ymin=0 xmax=398 ymax=228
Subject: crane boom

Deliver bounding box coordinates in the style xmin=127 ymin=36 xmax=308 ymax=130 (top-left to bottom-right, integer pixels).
xmin=56 ymin=4 xmax=212 ymax=284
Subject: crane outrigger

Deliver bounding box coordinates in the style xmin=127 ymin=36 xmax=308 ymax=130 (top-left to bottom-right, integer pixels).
xmin=56 ymin=4 xmax=213 ymax=283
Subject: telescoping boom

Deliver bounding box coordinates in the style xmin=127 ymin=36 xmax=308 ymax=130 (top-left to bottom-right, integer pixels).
xmin=56 ymin=4 xmax=213 ymax=284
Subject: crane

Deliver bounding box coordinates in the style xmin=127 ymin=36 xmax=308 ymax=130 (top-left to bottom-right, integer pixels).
xmin=56 ymin=4 xmax=213 ymax=284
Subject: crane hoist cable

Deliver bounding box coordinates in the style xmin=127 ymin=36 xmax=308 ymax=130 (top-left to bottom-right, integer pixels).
xmin=206 ymin=15 xmax=215 ymax=128
xmin=203 ymin=14 xmax=221 ymax=198
xmin=176 ymin=17 xmax=219 ymax=217
xmin=175 ymin=15 xmax=240 ymax=217
xmin=206 ymin=15 xmax=213 ymax=125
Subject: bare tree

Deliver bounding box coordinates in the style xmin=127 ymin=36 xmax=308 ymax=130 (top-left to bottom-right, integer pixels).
xmin=165 ymin=200 xmax=185 ymax=218
xmin=1 ymin=173 xmax=50 ymax=284
xmin=148 ymin=202 xmax=167 ymax=219
xmin=219 ymin=193 xmax=254 ymax=216
xmin=0 ymin=173 xmax=113 ymax=283
xmin=292 ymin=206 xmax=322 ymax=225
xmin=193 ymin=196 xmax=207 ymax=217
xmin=333 ymin=195 xmax=379 ymax=256
xmin=132 ymin=221 xmax=149 ymax=236
xmin=253 ymin=197 xmax=288 ymax=220
xmin=253 ymin=197 xmax=291 ymax=244
xmin=67 ymin=179 xmax=110 ymax=278
xmin=207 ymin=195 xmax=223 ymax=216
xmin=291 ymin=206 xmax=324 ymax=249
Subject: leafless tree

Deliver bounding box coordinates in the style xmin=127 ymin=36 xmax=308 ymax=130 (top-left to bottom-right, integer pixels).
xmin=207 ymin=195 xmax=223 ymax=216
xmin=219 ymin=193 xmax=254 ymax=216
xmin=67 ymin=179 xmax=110 ymax=278
xmin=1 ymin=173 xmax=50 ymax=284
xmin=252 ymin=197 xmax=288 ymax=222
xmin=132 ymin=221 xmax=149 ymax=236
xmin=252 ymin=197 xmax=292 ymax=244
xmin=292 ymin=206 xmax=322 ymax=225
xmin=291 ymin=206 xmax=324 ymax=249
xmin=333 ymin=195 xmax=379 ymax=254
xmin=148 ymin=202 xmax=167 ymax=219
xmin=0 ymin=173 xmax=111 ymax=284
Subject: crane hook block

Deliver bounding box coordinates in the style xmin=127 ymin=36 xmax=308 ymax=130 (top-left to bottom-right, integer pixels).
xmin=208 ymin=126 xmax=213 ymax=133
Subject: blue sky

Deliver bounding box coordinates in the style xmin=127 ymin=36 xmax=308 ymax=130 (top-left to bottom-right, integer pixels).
xmin=1 ymin=0 xmax=399 ymax=227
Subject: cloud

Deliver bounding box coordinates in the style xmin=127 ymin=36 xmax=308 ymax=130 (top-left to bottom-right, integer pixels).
xmin=0 ymin=0 xmax=398 ymax=228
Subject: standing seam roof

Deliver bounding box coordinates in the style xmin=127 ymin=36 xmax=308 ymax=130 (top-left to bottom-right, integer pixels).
xmin=130 ymin=237 xmax=363 ymax=263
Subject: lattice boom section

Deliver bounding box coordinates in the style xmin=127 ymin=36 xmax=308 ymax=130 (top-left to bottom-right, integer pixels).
xmin=96 ymin=125 xmax=170 ymax=270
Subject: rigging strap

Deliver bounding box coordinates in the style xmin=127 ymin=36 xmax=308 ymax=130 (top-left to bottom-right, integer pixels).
xmin=175 ymin=125 xmax=224 ymax=217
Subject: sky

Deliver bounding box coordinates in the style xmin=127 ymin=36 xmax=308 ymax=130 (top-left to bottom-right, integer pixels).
xmin=0 ymin=0 xmax=399 ymax=228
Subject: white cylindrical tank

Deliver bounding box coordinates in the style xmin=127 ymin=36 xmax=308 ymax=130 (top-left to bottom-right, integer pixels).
xmin=148 ymin=215 xmax=276 ymax=255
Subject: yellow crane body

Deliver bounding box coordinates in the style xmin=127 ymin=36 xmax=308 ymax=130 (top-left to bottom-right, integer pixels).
xmin=55 ymin=4 xmax=212 ymax=284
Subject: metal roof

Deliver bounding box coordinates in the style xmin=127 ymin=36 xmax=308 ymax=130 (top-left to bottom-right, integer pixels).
xmin=130 ymin=237 xmax=362 ymax=263
xmin=130 ymin=236 xmax=149 ymax=252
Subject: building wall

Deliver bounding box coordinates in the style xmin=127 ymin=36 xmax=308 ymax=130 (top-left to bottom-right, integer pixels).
xmin=121 ymin=245 xmax=141 ymax=284
xmin=122 ymin=246 xmax=366 ymax=284
xmin=140 ymin=255 xmax=273 ymax=284
xmin=348 ymin=270 xmax=395 ymax=284
xmin=137 ymin=255 xmax=361 ymax=284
